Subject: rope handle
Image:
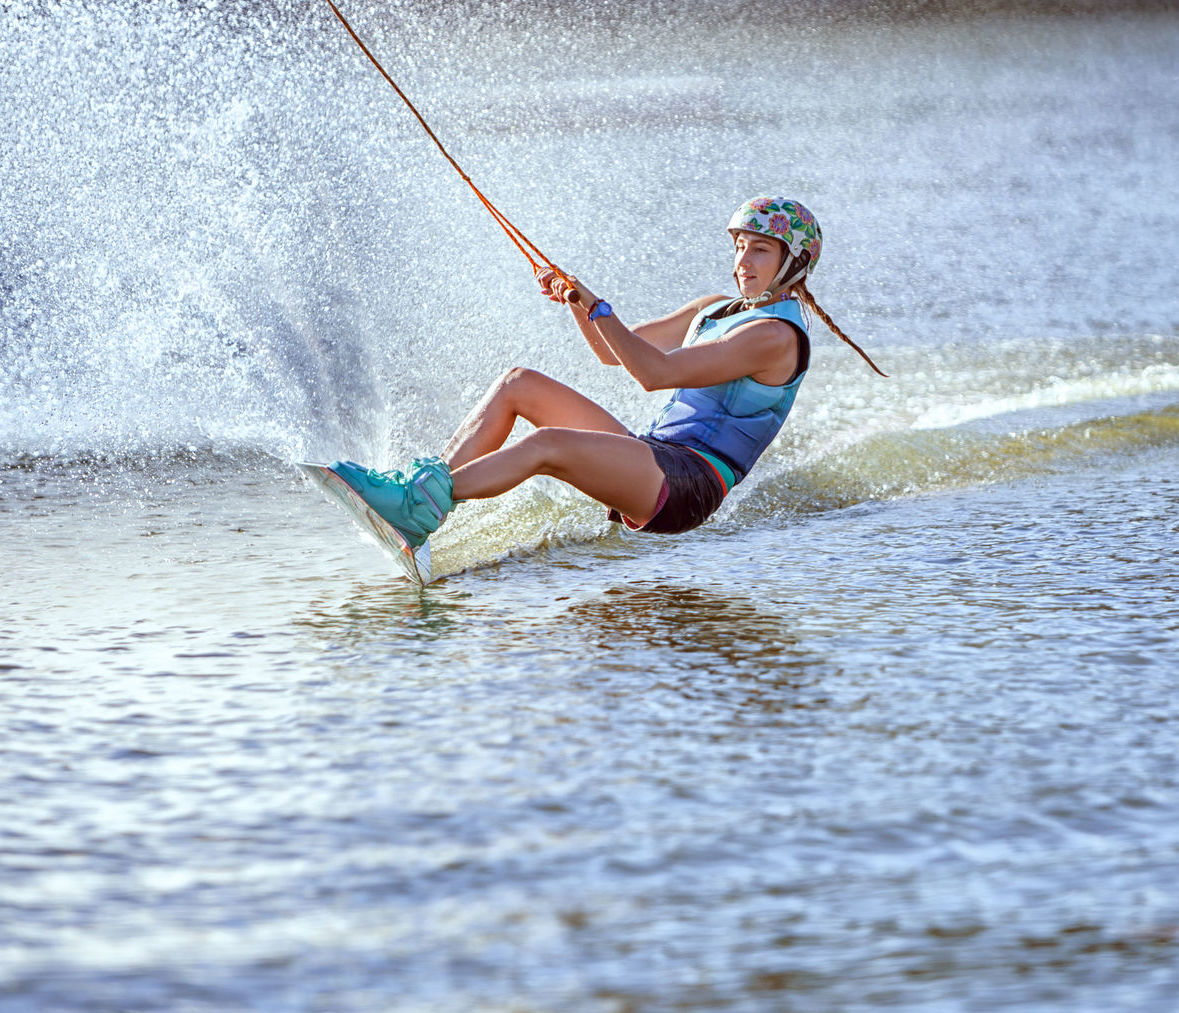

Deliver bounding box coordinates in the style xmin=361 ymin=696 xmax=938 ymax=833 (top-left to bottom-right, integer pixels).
xmin=322 ymin=0 xmax=579 ymax=302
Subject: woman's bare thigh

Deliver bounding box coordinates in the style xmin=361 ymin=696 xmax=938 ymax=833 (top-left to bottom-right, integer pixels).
xmin=452 ymin=427 xmax=665 ymax=524
xmin=502 ymin=368 xmax=631 ymax=434
xmin=444 ymin=368 xmax=631 ymax=468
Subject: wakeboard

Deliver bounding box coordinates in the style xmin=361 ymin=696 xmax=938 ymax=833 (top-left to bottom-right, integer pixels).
xmin=298 ymin=462 xmax=433 ymax=586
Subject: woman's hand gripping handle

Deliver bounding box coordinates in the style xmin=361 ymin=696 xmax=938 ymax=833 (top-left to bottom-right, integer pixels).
xmin=535 ymin=267 xmax=589 ymax=306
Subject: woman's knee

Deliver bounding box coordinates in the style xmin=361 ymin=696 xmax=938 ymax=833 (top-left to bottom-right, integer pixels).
xmin=518 ymin=426 xmax=572 ymax=473
xmin=496 ymin=367 xmax=565 ymax=415
xmin=498 ymin=366 xmax=548 ymax=392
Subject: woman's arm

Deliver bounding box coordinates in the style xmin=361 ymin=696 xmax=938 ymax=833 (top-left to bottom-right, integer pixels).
xmin=536 ymin=270 xmax=721 ymax=365
xmin=603 ymin=315 xmax=799 ymax=391
xmin=632 ymin=296 xmax=726 ymax=352
xmin=567 ymin=296 xmax=621 ymax=365
xmin=556 ymin=278 xmax=798 ymax=391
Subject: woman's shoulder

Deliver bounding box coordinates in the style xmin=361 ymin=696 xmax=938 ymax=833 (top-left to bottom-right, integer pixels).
xmin=691 ymin=293 xmax=731 ymax=313
xmin=659 ymin=294 xmax=731 ymax=328
xmin=722 ymin=304 xmax=806 ymax=352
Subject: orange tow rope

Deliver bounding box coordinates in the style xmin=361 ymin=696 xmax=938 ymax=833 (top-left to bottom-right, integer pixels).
xmin=322 ymin=0 xmax=580 ymax=301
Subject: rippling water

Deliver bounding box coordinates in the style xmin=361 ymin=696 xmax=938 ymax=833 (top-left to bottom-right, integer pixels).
xmin=3 ymin=444 xmax=1177 ymax=1011
xmin=2 ymin=1 xmax=1178 ymax=1009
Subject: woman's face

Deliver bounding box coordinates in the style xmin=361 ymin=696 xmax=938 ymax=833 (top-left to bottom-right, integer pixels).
xmin=732 ymin=230 xmax=786 ymax=297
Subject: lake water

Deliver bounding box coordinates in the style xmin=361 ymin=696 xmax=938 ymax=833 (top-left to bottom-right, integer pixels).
xmin=2 ymin=2 xmax=1177 ymax=1010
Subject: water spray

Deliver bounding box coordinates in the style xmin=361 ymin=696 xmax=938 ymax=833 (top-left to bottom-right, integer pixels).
xmin=321 ymin=0 xmax=581 ymax=303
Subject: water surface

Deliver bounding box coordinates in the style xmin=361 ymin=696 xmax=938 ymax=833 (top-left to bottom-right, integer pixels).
xmin=2 ymin=2 xmax=1178 ymax=1010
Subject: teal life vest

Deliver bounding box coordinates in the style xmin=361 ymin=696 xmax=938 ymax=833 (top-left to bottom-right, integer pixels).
xmin=644 ymin=296 xmax=809 ymax=487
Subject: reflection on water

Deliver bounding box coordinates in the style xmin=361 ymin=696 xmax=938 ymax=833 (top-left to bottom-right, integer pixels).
xmin=295 ymin=579 xmax=472 ymax=647
xmin=293 ymin=578 xmax=846 ymax=721
xmin=564 ymin=584 xmax=799 ymax=659
xmin=560 ymin=582 xmax=843 ymax=696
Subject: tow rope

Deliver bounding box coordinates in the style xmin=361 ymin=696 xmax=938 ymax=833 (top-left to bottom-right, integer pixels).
xmin=322 ymin=0 xmax=580 ymax=302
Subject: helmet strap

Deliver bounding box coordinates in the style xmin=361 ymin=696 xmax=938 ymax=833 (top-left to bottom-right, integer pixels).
xmin=741 ymin=250 xmax=810 ymax=308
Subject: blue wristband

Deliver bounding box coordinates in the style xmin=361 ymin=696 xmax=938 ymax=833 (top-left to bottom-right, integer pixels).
xmin=588 ymin=300 xmax=613 ymax=321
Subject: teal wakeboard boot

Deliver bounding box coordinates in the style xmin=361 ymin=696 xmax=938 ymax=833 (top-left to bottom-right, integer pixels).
xmin=330 ymin=457 xmax=455 ymax=548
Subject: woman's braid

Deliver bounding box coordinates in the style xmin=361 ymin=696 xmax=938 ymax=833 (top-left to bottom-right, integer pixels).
xmin=792 ymin=279 xmax=887 ymax=377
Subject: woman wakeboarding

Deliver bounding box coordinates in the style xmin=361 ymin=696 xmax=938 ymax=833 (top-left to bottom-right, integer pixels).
xmin=326 ymin=197 xmax=884 ymax=547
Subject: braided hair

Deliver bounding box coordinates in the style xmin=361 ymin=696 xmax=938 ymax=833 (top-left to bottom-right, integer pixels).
xmin=790 ymin=277 xmax=887 ymax=377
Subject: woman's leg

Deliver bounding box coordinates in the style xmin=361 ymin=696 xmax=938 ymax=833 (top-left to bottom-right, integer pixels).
xmin=442 ymin=367 xmax=630 ymax=469
xmin=451 ymin=427 xmax=666 ymax=526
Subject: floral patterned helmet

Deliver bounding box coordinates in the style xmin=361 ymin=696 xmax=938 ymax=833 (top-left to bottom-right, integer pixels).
xmin=727 ymin=197 xmax=822 ymax=278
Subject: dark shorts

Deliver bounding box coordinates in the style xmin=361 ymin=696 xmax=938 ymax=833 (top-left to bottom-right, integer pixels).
xmin=607 ymin=436 xmax=726 ymax=535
